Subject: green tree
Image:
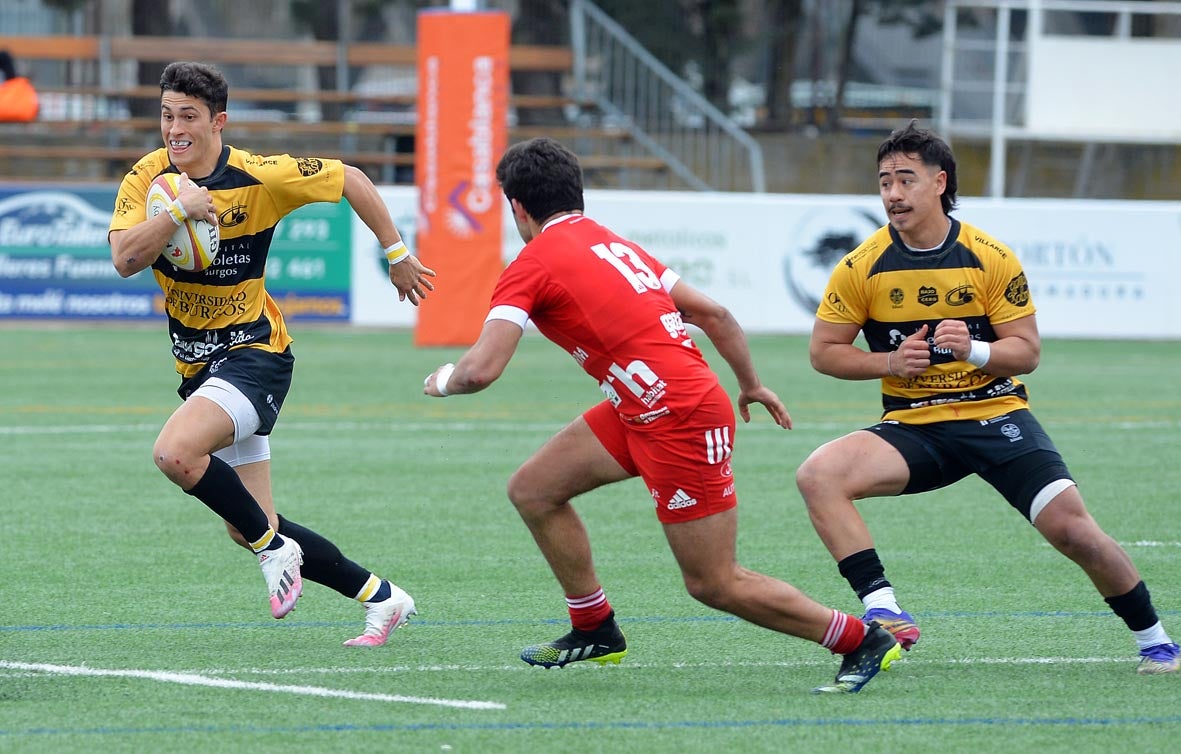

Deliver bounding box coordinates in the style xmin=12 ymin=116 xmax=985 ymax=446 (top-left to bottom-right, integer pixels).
xmin=761 ymin=0 xmax=805 ymax=130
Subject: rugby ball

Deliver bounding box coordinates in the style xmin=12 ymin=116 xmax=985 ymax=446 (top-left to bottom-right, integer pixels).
xmin=146 ymin=173 xmax=220 ymax=272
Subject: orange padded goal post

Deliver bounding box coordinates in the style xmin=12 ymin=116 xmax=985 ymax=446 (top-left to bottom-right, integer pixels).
xmin=414 ymin=9 xmax=510 ymax=346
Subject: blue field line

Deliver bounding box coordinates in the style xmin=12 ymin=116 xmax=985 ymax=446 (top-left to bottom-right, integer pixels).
xmin=6 ymin=714 xmax=1181 ymax=739
xmin=2 ymin=609 xmax=1179 ymax=634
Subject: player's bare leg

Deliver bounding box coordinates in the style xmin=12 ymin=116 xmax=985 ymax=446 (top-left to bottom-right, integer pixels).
xmin=796 ymin=430 xmax=920 ymax=649
xmin=1033 ymin=487 xmax=1140 ymax=596
xmin=1034 ymin=487 xmax=1178 ymax=673
xmin=507 ymin=416 xmax=631 ymax=597
xmin=663 ymin=509 xmax=836 ymax=641
xmin=508 ymin=416 xmax=631 ymax=667
xmin=795 ymin=431 xmax=910 ymax=561
xmin=665 ymin=509 xmax=901 ymax=693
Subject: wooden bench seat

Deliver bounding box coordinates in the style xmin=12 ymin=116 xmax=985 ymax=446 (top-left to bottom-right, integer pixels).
xmin=0 ymin=33 xmax=671 ymax=187
xmin=2 ymin=35 xmax=572 ymax=71
xmin=0 ymin=127 xmax=662 ymax=184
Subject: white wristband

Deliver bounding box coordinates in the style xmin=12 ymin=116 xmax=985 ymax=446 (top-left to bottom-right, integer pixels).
xmin=384 ymin=241 xmax=410 ymax=265
xmin=966 ymin=340 xmax=991 ymax=368
xmin=166 ymin=197 xmax=187 ymax=226
xmin=434 ymin=362 xmax=455 ymax=396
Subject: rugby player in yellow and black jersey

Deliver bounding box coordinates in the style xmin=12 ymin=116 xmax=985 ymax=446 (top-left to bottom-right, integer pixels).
xmin=795 ymin=120 xmax=1177 ymax=675
xmin=108 ymin=62 xmax=431 ymax=646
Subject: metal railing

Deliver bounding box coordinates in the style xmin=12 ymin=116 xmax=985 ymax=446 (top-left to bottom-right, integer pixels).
xmin=569 ymin=0 xmax=766 ymax=193
xmin=938 ymin=0 xmax=1181 ymax=196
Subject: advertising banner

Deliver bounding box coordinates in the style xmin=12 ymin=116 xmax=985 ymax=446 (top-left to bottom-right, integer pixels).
xmin=414 ymin=9 xmax=509 ymax=346
xmin=954 ymin=198 xmax=1181 ymax=339
xmin=348 ymin=189 xmax=1181 ymax=340
xmin=9 ymin=183 xmax=1178 ymax=339
xmin=351 ymin=186 xmax=419 ymax=328
xmin=0 ymin=185 xmax=352 ymax=321
xmin=585 ymin=192 xmax=1181 ymax=339
xmin=0 ymin=185 xmax=156 ymax=319
xmin=264 ymin=199 xmax=352 ymax=322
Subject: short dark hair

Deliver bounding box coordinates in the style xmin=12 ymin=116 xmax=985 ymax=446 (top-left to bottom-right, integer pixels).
xmin=159 ymin=62 xmax=228 ymax=117
xmin=495 ymin=137 xmax=584 ymax=222
xmin=878 ymin=119 xmax=958 ymax=214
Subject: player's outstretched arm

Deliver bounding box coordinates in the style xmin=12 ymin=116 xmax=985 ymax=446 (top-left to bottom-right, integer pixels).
xmin=341 ymin=165 xmax=436 ymax=305
xmin=424 ymin=319 xmax=523 ymax=397
xmin=671 ymin=281 xmax=791 ymax=428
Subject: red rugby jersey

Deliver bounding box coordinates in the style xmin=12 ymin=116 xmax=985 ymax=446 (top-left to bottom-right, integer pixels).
xmin=488 ymin=214 xmax=720 ymax=425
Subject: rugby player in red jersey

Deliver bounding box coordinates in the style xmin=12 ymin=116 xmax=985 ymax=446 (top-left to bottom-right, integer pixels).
xmin=424 ymin=137 xmax=901 ymax=693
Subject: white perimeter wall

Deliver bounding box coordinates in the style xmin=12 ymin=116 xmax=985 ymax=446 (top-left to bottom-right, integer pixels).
xmin=352 ymin=187 xmax=1181 ymax=339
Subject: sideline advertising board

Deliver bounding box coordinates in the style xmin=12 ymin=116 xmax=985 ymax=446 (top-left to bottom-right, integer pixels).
xmin=5 ymin=183 xmax=1177 ymax=339
xmin=0 ymin=185 xmax=353 ymax=321
xmin=350 ymin=189 xmax=1181 ymax=339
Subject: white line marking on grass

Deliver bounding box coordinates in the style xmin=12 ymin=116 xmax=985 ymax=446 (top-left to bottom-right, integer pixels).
xmin=1042 ymin=541 xmax=1181 ymax=549
xmin=0 ymin=661 xmax=505 ymax=710
xmin=0 ymin=423 xmax=161 ymax=435
xmin=174 ymin=654 xmax=1137 ymax=676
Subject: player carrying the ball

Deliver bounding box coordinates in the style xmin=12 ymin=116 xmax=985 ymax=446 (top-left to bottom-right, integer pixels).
xmin=108 ymin=61 xmax=434 ymax=647
xmin=425 ymin=137 xmax=901 ymax=694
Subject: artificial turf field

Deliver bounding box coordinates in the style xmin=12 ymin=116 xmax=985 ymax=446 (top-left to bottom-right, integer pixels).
xmin=2 ymin=325 xmax=1178 ymax=753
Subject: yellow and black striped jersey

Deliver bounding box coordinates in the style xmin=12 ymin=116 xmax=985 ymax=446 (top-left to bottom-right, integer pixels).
xmin=110 ymin=146 xmax=345 ymax=377
xmin=817 ymin=217 xmax=1035 ymax=424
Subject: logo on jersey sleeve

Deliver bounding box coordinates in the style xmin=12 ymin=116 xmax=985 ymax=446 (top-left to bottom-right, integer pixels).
xmin=295 ymin=158 xmax=324 ymax=177
xmin=1005 ymin=273 xmax=1031 ymax=306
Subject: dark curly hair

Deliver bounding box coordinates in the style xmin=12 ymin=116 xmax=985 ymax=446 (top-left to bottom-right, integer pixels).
xmin=495 ymin=137 xmax=584 ymax=222
xmin=159 ymin=62 xmax=228 ymax=117
xmin=877 ymin=119 xmax=958 ymax=214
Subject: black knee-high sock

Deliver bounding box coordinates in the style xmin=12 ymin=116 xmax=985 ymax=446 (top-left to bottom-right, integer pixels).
xmin=1105 ymin=581 xmax=1160 ymax=632
xmin=185 ymin=456 xmax=271 ymax=544
xmin=277 ymin=515 xmax=371 ymax=597
xmin=837 ymin=548 xmax=892 ymax=600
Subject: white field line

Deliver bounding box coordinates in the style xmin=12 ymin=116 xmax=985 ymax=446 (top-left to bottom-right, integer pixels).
xmin=0 ymin=655 xmax=1130 ymax=677
xmin=1037 ymin=540 xmax=1181 ymax=549
xmin=2 ymin=418 xmax=1178 ymax=436
xmin=0 ymin=660 xmax=505 ymax=710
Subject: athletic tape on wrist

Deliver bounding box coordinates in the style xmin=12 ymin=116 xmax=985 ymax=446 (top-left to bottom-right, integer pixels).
xmin=166 ymin=198 xmax=187 ymax=226
xmin=384 ymin=241 xmax=410 ymax=265
xmin=434 ymin=362 xmax=455 ymax=396
xmin=967 ymin=340 xmax=991 ymax=368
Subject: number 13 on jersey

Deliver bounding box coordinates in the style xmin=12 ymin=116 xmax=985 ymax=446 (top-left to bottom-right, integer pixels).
xmin=591 ymin=242 xmax=660 ymax=293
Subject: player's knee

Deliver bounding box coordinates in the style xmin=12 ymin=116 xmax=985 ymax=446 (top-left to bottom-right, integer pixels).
xmin=1038 ymin=506 xmax=1106 ymax=561
xmin=151 ymin=438 xmax=180 ymax=475
xmin=795 ymin=452 xmax=832 ymax=505
xmin=682 ymin=572 xmax=731 ymax=611
xmin=151 ymin=437 xmax=202 ymax=484
xmin=506 ymin=470 xmax=539 ymax=512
